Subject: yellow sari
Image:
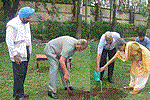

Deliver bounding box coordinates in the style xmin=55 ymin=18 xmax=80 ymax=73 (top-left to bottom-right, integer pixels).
xmin=115 ymin=42 xmax=150 ymax=77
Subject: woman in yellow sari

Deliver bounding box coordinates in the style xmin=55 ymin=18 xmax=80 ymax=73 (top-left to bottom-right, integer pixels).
xmin=99 ymin=38 xmax=150 ymax=94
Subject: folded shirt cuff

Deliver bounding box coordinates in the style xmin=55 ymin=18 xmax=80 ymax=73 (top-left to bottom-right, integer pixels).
xmin=13 ymin=52 xmax=18 ymax=57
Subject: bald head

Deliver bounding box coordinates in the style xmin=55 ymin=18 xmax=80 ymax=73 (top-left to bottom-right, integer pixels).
xmin=78 ymin=39 xmax=88 ymax=47
xmin=76 ymin=39 xmax=88 ymax=52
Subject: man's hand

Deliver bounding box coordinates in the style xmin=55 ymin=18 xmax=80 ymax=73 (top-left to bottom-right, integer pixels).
xmin=64 ymin=71 xmax=69 ymax=81
xmin=66 ymin=64 xmax=70 ymax=71
xmin=14 ymin=54 xmax=22 ymax=65
xmin=96 ymin=67 xmax=100 ymax=72
xmin=99 ymin=67 xmax=105 ymax=72
xmin=66 ymin=58 xmax=71 ymax=71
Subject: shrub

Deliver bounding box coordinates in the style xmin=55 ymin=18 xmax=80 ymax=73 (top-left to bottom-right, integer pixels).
xmin=90 ymin=20 xmax=112 ymax=39
xmin=0 ymin=22 xmax=6 ymax=42
xmin=32 ymin=19 xmax=89 ymax=40
xmin=0 ymin=19 xmax=147 ymax=42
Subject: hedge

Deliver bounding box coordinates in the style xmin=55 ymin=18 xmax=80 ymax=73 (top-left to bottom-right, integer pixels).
xmin=0 ymin=19 xmax=147 ymax=42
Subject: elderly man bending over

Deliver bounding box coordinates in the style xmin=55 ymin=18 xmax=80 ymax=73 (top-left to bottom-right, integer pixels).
xmin=96 ymin=31 xmax=121 ymax=83
xmin=44 ymin=36 xmax=88 ymax=99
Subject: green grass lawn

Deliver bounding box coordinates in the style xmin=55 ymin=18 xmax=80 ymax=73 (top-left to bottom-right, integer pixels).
xmin=0 ymin=42 xmax=90 ymax=100
xmin=0 ymin=41 xmax=150 ymax=100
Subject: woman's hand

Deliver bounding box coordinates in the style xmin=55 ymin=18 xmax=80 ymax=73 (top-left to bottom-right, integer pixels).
xmin=96 ymin=67 xmax=100 ymax=72
xmin=99 ymin=67 xmax=105 ymax=72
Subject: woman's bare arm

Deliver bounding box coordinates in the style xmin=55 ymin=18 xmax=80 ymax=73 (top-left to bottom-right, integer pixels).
xmin=99 ymin=55 xmax=118 ymax=72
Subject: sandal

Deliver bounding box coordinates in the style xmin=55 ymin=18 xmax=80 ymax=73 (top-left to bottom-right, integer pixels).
xmin=123 ymin=86 xmax=134 ymax=89
xmin=130 ymin=90 xmax=140 ymax=94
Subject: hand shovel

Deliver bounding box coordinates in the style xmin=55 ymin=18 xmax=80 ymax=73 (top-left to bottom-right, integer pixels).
xmin=66 ymin=80 xmax=73 ymax=96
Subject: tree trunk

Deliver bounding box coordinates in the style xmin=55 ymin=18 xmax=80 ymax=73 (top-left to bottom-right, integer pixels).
xmin=76 ymin=0 xmax=82 ymax=39
xmin=3 ymin=0 xmax=12 ymax=22
xmin=110 ymin=0 xmax=112 ymax=22
xmin=3 ymin=0 xmax=20 ymax=22
xmin=85 ymin=0 xmax=87 ymax=22
xmin=129 ymin=0 xmax=134 ymax=24
xmin=95 ymin=2 xmax=99 ymax=21
xmin=111 ymin=0 xmax=117 ymax=31
xmin=85 ymin=0 xmax=88 ymax=40
xmin=99 ymin=0 xmax=102 ymax=21
xmin=129 ymin=8 xmax=134 ymax=24
xmin=10 ymin=0 xmax=20 ymax=20
xmin=146 ymin=0 xmax=150 ymax=38
xmin=51 ymin=0 xmax=55 ymax=21
xmin=72 ymin=0 xmax=76 ymax=18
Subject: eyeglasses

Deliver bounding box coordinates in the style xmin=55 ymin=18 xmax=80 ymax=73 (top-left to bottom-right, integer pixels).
xmin=24 ymin=17 xmax=32 ymax=20
xmin=26 ymin=17 xmax=32 ymax=20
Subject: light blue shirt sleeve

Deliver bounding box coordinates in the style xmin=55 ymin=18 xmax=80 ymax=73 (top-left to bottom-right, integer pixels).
xmin=111 ymin=32 xmax=121 ymax=39
xmin=145 ymin=37 xmax=150 ymax=50
xmin=97 ymin=34 xmax=105 ymax=54
xmin=135 ymin=37 xmax=138 ymax=42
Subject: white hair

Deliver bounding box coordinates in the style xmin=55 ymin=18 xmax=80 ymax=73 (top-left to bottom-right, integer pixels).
xmin=105 ymin=31 xmax=113 ymax=38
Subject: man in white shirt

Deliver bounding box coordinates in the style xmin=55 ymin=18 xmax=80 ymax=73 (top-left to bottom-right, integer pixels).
xmin=96 ymin=31 xmax=120 ymax=83
xmin=6 ymin=7 xmax=35 ymax=100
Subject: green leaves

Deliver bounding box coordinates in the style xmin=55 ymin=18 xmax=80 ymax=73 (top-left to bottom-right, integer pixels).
xmin=0 ymin=22 xmax=6 ymax=42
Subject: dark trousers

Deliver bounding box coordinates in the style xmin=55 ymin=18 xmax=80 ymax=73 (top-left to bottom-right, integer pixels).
xmin=100 ymin=48 xmax=116 ymax=79
xmin=12 ymin=46 xmax=30 ymax=98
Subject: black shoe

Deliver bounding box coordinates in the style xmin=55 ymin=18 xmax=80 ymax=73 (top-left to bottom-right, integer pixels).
xmin=100 ymin=77 xmax=103 ymax=80
xmin=15 ymin=97 xmax=27 ymax=100
xmin=65 ymin=86 xmax=76 ymax=90
xmin=24 ymin=94 xmax=29 ymax=98
xmin=69 ymin=86 xmax=76 ymax=90
xmin=108 ymin=78 xmax=114 ymax=83
xmin=13 ymin=94 xmax=29 ymax=98
xmin=48 ymin=91 xmax=59 ymax=99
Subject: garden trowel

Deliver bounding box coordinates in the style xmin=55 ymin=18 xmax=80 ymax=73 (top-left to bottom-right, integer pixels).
xmin=66 ymin=80 xmax=73 ymax=96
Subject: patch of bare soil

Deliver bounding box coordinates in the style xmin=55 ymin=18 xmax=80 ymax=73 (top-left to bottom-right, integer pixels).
xmin=91 ymin=87 xmax=128 ymax=100
xmin=58 ymin=87 xmax=127 ymax=100
xmin=59 ymin=90 xmax=90 ymax=100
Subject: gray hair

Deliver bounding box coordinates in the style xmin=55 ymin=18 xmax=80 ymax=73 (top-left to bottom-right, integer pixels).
xmin=78 ymin=39 xmax=88 ymax=47
xmin=114 ymin=38 xmax=126 ymax=49
xmin=105 ymin=31 xmax=113 ymax=38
